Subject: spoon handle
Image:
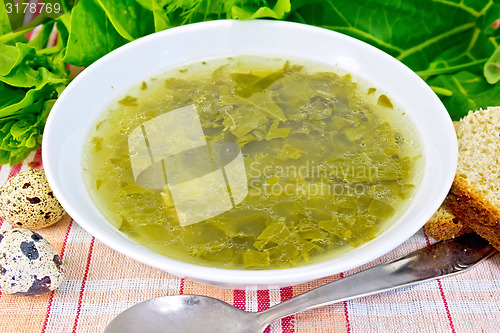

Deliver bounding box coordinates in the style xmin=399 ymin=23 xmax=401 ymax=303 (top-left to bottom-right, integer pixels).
xmin=256 ymin=233 xmax=496 ymax=328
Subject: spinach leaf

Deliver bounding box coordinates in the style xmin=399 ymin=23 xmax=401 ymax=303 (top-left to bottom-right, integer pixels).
xmin=62 ymin=0 xmax=128 ymax=66
xmin=232 ymin=0 xmax=290 ymax=20
xmin=95 ymin=0 xmax=155 ymax=40
xmin=289 ymin=0 xmax=500 ymax=119
xmin=152 ymin=0 xmax=173 ymax=31
xmin=427 ymin=70 xmax=500 ymax=120
xmin=0 ymin=1 xmax=12 ymax=36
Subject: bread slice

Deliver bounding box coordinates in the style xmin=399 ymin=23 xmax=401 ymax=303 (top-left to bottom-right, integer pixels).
xmin=425 ymin=107 xmax=500 ymax=250
xmin=424 ymin=205 xmax=473 ymax=240
xmin=424 ymin=120 xmax=472 ymax=240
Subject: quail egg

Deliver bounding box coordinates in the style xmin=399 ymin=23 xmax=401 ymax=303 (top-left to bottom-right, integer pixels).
xmin=0 ymin=228 xmax=65 ymax=296
xmin=0 ymin=169 xmax=66 ymax=229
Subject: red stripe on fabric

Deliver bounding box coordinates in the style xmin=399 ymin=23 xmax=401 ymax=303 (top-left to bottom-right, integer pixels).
xmin=8 ymin=163 xmax=22 ymax=178
xmin=179 ymin=278 xmax=185 ymax=295
xmin=233 ymin=289 xmax=246 ymax=311
xmin=280 ymin=287 xmax=295 ymax=333
xmin=72 ymin=236 xmax=95 ymax=333
xmin=425 ymin=235 xmax=456 ymax=333
xmin=280 ymin=286 xmax=293 ymax=300
xmin=257 ymin=289 xmax=270 ymax=311
xmin=437 ymin=279 xmax=456 ymax=333
xmin=258 ymin=290 xmax=271 ymax=333
xmin=30 ymin=148 xmax=43 ymax=169
xmin=339 ymin=272 xmax=352 ymax=333
xmin=424 ymin=234 xmax=432 ymax=247
xmin=41 ymin=218 xmax=73 ymax=333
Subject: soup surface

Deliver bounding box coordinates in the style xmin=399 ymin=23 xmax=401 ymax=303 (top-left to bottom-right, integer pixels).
xmin=82 ymin=56 xmax=422 ymax=269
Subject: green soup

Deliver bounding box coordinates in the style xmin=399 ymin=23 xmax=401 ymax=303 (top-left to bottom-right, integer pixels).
xmin=82 ymin=56 xmax=422 ymax=269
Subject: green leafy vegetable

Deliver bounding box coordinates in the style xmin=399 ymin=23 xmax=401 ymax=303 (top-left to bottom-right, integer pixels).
xmin=287 ymin=0 xmax=500 ymax=118
xmin=266 ymin=120 xmax=291 ymax=140
xmin=243 ymin=249 xmax=270 ymax=267
xmin=62 ymin=0 xmax=129 ymax=66
xmin=426 ymin=70 xmax=500 ymax=119
xmin=0 ymin=2 xmax=11 ymax=35
xmin=232 ymin=0 xmax=290 ymax=20
xmin=95 ymin=0 xmax=155 ymax=41
xmin=0 ymin=15 xmax=69 ymax=165
xmin=277 ymin=144 xmax=304 ymax=161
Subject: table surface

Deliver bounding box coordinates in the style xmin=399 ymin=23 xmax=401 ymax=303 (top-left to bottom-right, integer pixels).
xmin=0 ymin=149 xmax=499 ymax=333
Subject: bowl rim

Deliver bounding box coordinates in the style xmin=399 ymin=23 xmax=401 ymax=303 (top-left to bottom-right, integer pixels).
xmin=42 ymin=19 xmax=457 ymax=287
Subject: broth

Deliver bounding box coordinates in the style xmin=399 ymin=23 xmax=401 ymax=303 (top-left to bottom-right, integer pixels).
xmin=82 ymin=56 xmax=422 ymax=269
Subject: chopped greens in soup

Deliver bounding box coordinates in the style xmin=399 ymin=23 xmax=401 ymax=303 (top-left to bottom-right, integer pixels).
xmin=82 ymin=56 xmax=422 ymax=269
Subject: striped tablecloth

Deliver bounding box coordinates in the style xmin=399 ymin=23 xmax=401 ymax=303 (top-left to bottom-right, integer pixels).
xmin=0 ymin=149 xmax=499 ymax=333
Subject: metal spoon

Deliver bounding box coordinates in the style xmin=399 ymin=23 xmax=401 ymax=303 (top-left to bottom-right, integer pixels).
xmin=104 ymin=233 xmax=496 ymax=333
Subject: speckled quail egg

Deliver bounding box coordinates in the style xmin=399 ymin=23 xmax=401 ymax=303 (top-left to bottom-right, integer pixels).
xmin=0 ymin=228 xmax=64 ymax=296
xmin=0 ymin=169 xmax=66 ymax=229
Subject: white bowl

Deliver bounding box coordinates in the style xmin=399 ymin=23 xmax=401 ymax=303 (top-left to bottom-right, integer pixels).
xmin=42 ymin=20 xmax=457 ymax=287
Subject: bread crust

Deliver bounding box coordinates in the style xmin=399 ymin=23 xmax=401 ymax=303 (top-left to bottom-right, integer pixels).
xmin=446 ymin=175 xmax=500 ymax=250
xmin=424 ymin=216 xmax=472 ymax=241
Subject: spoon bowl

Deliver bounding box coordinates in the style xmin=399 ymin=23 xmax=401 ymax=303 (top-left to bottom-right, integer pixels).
xmin=105 ymin=295 xmax=262 ymax=333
